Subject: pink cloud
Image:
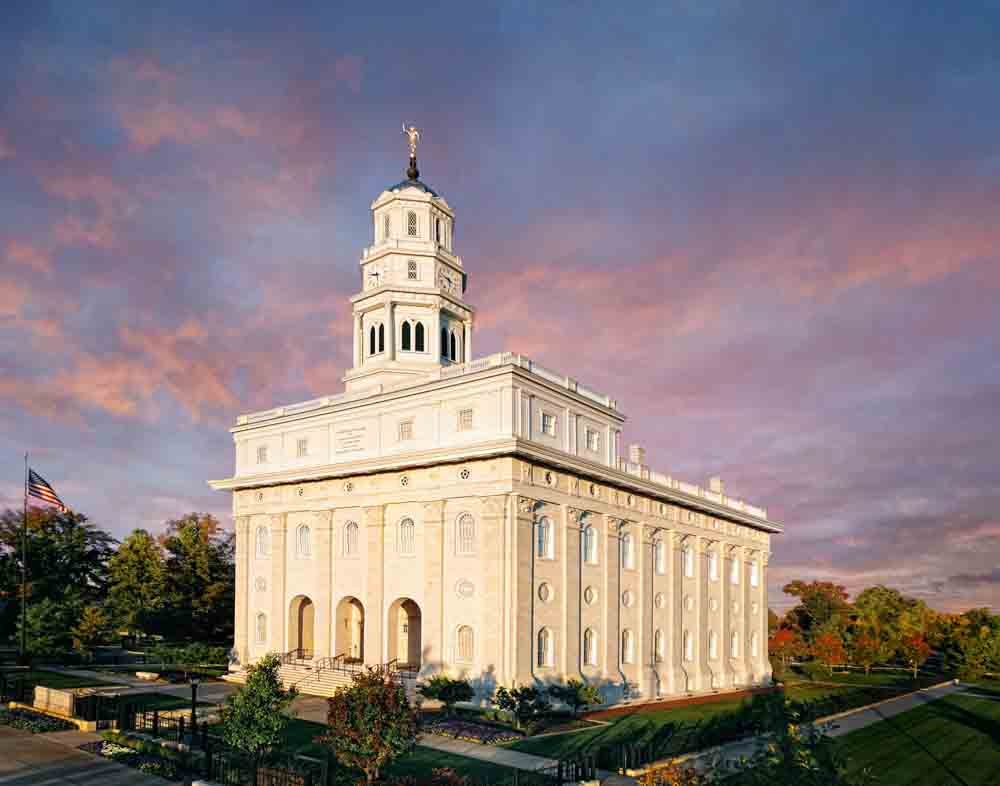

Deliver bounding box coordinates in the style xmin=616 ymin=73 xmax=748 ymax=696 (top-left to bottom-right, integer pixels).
xmin=334 ymin=55 xmax=364 ymax=94
xmin=0 ymin=130 xmax=12 ymax=159
xmin=5 ymin=240 xmax=53 ymax=275
xmin=118 ymin=100 xmax=262 ymax=151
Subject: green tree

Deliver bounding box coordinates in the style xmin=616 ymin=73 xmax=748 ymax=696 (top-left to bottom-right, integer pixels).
xmin=417 ymin=675 xmax=474 ymax=715
xmin=71 ymin=605 xmax=111 ymax=659
xmin=492 ymin=685 xmax=551 ymax=729
xmin=220 ymin=653 xmax=297 ymax=761
xmin=107 ymin=529 xmax=165 ymax=636
xmin=782 ymin=581 xmax=851 ymax=643
xmin=15 ymin=596 xmax=79 ymax=657
xmin=159 ymin=513 xmax=234 ymax=642
xmin=320 ymin=666 xmax=418 ymax=785
xmin=0 ymin=507 xmax=115 ymax=644
xmin=547 ymin=679 xmax=602 ymax=716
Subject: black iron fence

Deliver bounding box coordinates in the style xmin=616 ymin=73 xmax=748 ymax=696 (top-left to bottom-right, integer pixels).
xmin=207 ymin=749 xmax=329 ymax=786
xmin=0 ymin=672 xmax=34 ymax=703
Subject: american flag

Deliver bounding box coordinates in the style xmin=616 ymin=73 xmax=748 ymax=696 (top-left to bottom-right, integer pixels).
xmin=27 ymin=469 xmax=67 ymax=512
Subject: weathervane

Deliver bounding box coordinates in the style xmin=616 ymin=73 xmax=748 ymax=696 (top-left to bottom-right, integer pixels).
xmin=402 ymin=123 xmax=421 ymax=179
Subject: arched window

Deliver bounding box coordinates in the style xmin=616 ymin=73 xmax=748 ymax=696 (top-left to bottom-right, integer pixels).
xmin=415 ymin=322 xmax=425 ymax=352
xmin=621 ymin=532 xmax=635 ymax=570
xmin=450 ymin=331 xmax=457 ymax=361
xmin=255 ymin=526 xmax=269 ymax=557
xmin=398 ymin=518 xmax=415 ymax=556
xmin=582 ymin=526 xmax=598 ymax=565
xmin=709 ymin=630 xmax=719 ymax=660
xmin=378 ymin=323 xmax=385 ymax=353
xmin=440 ymin=326 xmax=448 ymax=358
xmin=537 ymin=517 xmax=554 ymax=559
xmin=750 ymin=559 xmax=759 ymax=587
xmin=457 ymin=625 xmax=474 ymax=662
xmin=655 ymin=540 xmax=666 ymax=574
xmin=683 ymin=546 xmax=694 ymax=578
xmin=583 ymin=628 xmax=597 ymax=666
xmin=369 ymin=325 xmax=376 ymax=356
xmin=401 ymin=321 xmax=411 ymax=351
xmin=730 ymin=557 xmax=740 ymax=585
xmin=708 ymin=551 xmax=719 ymax=581
xmin=654 ymin=629 xmax=665 ymax=663
xmin=750 ymin=632 xmax=759 ymax=658
xmin=296 ymin=525 xmax=311 ymax=557
xmin=343 ymin=521 xmax=359 ymax=556
xmin=255 ymin=613 xmax=267 ymax=643
xmin=456 ymin=513 xmax=475 ymax=555
xmin=537 ymin=627 xmax=553 ymax=667
xmin=683 ymin=630 xmax=694 ymax=662
xmin=622 ymin=629 xmax=635 ymax=664
xmin=731 ymin=631 xmax=739 ymax=658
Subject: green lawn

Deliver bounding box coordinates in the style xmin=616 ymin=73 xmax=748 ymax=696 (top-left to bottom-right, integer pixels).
xmin=507 ymin=694 xmax=753 ymax=757
xmin=508 ymin=683 xmax=895 ymax=759
xmin=787 ymin=665 xmax=949 ymax=690
xmin=837 ymin=693 xmax=1000 ymax=786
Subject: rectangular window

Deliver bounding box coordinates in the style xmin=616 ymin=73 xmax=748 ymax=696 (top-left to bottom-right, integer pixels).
xmin=586 ymin=428 xmax=600 ymax=452
xmin=541 ymin=412 xmax=556 ymax=436
xmin=383 ymin=214 xmax=390 ymax=240
xmin=296 ymin=438 xmax=308 ymax=458
xmin=457 ymin=408 xmax=474 ymax=431
xmin=407 ymin=259 xmax=418 ymax=280
xmin=407 ymin=211 xmax=417 ymax=236
xmin=256 ymin=445 xmax=268 ymax=464
xmin=398 ymin=419 xmax=414 ymax=441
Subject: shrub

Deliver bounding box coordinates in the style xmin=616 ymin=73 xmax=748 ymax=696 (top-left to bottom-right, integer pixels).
xmin=546 ymin=679 xmax=602 ymax=716
xmin=492 ymin=685 xmax=550 ymax=730
xmin=220 ymin=652 xmax=297 ymax=759
xmin=417 ymin=675 xmax=474 ymax=715
xmin=638 ymin=761 xmax=713 ymax=785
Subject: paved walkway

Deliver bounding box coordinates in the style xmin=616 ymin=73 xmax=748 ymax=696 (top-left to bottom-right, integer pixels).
xmin=421 ymin=733 xmax=559 ymax=771
xmin=38 ymin=667 xmax=237 ymax=704
xmin=0 ymin=725 xmax=172 ymax=786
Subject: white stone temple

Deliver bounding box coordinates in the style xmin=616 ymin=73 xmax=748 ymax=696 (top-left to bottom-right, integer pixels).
xmin=210 ymin=131 xmax=781 ymax=703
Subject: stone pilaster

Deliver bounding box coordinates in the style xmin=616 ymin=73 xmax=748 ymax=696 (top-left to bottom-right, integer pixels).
xmin=314 ymin=511 xmax=333 ymax=659
xmin=760 ymin=552 xmax=772 ymax=683
xmin=364 ymin=505 xmax=385 ymax=664
xmin=604 ymin=516 xmax=626 ymax=701
xmin=270 ymin=514 xmax=288 ymax=654
xmin=564 ymin=507 xmax=584 ymax=677
xmin=482 ymin=496 xmax=507 ymax=688
xmin=422 ymin=500 xmax=445 ymax=672
xmin=234 ymin=516 xmax=250 ymax=667
xmin=513 ymin=496 xmax=537 ymax=685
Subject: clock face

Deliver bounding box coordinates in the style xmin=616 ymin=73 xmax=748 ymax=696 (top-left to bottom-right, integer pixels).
xmin=367 ymin=269 xmax=381 ymax=288
xmin=439 ymin=272 xmax=454 ymax=292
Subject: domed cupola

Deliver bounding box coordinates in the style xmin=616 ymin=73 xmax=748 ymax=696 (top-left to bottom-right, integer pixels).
xmin=343 ymin=125 xmax=474 ymax=394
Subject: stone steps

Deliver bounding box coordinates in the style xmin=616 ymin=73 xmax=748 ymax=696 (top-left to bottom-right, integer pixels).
xmin=226 ymin=663 xmax=417 ymax=701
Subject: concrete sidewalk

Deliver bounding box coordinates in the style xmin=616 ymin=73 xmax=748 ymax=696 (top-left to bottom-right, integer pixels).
xmin=0 ymin=725 xmax=172 ymax=785
xmin=420 ymin=733 xmax=560 ymax=772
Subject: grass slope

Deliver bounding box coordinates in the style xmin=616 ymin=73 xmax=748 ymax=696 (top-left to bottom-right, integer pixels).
xmin=838 ymin=694 xmax=1000 ymax=786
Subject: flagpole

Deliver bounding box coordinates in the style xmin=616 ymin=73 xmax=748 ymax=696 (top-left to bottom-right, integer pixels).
xmin=21 ymin=452 xmax=27 ymax=662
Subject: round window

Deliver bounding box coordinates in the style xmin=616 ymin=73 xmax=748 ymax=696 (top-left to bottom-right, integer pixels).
xmin=400 ymin=476 xmax=410 ymax=486
xmin=459 ymin=468 xmax=471 ymax=480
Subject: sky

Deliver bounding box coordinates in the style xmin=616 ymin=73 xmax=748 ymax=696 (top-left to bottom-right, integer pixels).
xmin=1 ymin=1 xmax=998 ymax=614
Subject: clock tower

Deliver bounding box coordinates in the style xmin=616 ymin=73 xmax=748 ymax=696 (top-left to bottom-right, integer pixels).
xmin=343 ymin=127 xmax=474 ymax=393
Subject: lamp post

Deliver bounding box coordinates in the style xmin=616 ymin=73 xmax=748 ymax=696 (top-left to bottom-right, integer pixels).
xmin=190 ymin=676 xmax=200 ymax=734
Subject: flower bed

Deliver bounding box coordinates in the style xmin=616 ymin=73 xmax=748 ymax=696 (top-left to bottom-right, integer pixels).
xmin=423 ymin=718 xmax=524 ymax=745
xmin=79 ymin=739 xmax=182 ymax=780
xmin=0 ymin=708 xmax=75 ymax=733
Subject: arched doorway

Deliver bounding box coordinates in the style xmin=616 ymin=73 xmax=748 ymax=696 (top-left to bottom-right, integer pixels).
xmin=335 ymin=597 xmax=365 ymax=662
xmin=288 ymin=595 xmax=315 ymax=658
xmin=387 ymin=598 xmax=421 ymax=670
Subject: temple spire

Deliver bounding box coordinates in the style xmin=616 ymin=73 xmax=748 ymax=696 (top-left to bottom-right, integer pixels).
xmin=402 ymin=123 xmax=421 ymax=180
